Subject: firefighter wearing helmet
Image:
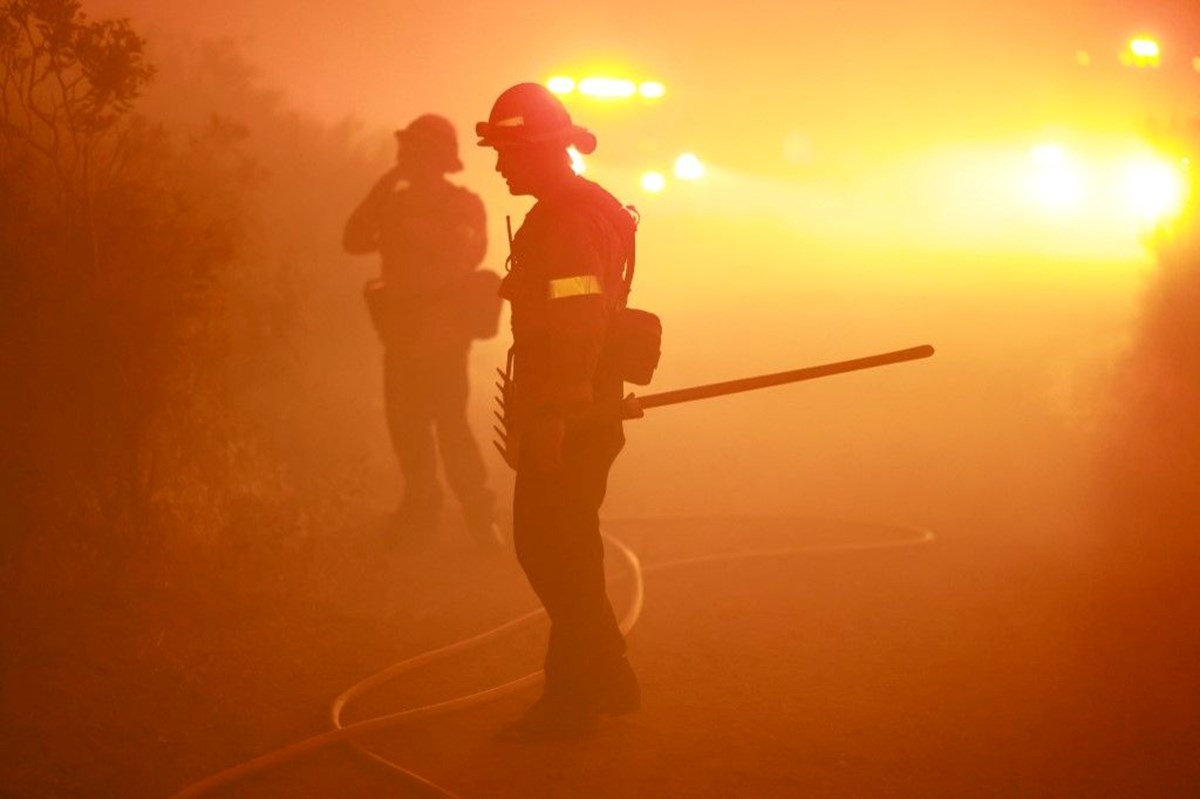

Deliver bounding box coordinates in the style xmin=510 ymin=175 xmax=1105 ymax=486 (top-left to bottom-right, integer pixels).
xmin=478 ymin=83 xmax=640 ymax=738
xmin=343 ymin=114 xmax=502 ymax=548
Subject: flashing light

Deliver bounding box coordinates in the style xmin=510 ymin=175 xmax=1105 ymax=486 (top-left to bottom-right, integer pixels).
xmin=1125 ymin=37 xmax=1161 ymax=67
xmin=674 ymin=153 xmax=706 ymax=180
xmin=567 ymin=146 xmax=586 ymax=175
xmin=547 ymin=76 xmax=575 ymax=95
xmin=1124 ymin=156 xmax=1186 ymax=222
xmin=578 ymin=77 xmax=636 ymax=99
xmin=639 ymin=81 xmax=666 ymax=99
xmin=1024 ymin=141 xmax=1188 ymax=228
xmin=641 ymin=171 xmax=666 ymax=193
xmin=1130 ymin=38 xmax=1160 ymax=58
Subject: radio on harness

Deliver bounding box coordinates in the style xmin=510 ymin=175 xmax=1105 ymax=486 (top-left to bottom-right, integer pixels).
xmin=608 ymin=204 xmax=661 ymax=386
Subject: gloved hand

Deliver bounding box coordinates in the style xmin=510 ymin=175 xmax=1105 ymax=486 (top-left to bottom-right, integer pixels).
xmin=521 ymin=417 xmax=566 ymax=472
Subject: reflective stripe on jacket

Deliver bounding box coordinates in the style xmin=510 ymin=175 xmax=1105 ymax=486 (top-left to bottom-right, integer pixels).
xmin=501 ymin=176 xmax=634 ymax=421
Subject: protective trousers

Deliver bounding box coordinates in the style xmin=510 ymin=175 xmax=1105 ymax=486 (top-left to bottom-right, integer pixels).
xmin=512 ymin=420 xmax=632 ymax=708
xmin=383 ymin=346 xmax=490 ymax=518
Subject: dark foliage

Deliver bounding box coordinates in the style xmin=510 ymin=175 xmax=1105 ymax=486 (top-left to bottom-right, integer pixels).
xmin=1 ymin=1 xmax=385 ymax=587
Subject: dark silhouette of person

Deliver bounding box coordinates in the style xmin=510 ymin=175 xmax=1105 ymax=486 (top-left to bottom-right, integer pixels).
xmin=343 ymin=114 xmax=500 ymax=547
xmin=476 ymin=83 xmax=640 ymax=738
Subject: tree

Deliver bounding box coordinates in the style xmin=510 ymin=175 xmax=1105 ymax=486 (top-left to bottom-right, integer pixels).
xmin=1 ymin=0 xmax=248 ymax=561
xmin=1 ymin=0 xmax=154 ymax=279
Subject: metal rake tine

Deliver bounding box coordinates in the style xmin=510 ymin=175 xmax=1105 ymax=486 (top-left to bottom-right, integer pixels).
xmin=492 ymin=425 xmax=507 ymax=442
xmin=493 ymin=410 xmax=506 ymax=427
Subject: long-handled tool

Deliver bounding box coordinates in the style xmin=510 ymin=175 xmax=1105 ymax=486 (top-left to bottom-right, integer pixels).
xmin=494 ymin=344 xmax=934 ymax=467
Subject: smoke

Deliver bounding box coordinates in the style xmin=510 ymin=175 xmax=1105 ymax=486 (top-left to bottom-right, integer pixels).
xmin=1096 ymin=163 xmax=1200 ymax=571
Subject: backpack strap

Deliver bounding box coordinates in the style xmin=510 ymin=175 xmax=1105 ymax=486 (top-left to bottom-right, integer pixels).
xmin=620 ymin=205 xmax=640 ymax=303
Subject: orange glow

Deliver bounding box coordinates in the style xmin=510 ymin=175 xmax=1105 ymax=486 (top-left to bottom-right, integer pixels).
xmin=15 ymin=7 xmax=1200 ymax=799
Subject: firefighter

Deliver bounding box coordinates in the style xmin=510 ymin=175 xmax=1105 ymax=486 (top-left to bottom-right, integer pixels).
xmin=477 ymin=83 xmax=640 ymax=738
xmin=343 ymin=114 xmax=501 ymax=548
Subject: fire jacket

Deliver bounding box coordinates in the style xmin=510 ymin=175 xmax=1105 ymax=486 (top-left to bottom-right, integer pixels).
xmin=501 ymin=176 xmax=634 ymax=423
xmin=344 ymin=177 xmax=488 ymax=351
xmin=343 ymin=178 xmax=487 ymax=296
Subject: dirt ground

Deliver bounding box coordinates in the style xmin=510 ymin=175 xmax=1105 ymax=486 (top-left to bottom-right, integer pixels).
xmin=2 ymin=509 xmax=1198 ymax=798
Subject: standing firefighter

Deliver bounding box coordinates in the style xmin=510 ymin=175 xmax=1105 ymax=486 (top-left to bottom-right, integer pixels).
xmin=343 ymin=114 xmax=501 ymax=547
xmin=478 ymin=83 xmax=640 ymax=738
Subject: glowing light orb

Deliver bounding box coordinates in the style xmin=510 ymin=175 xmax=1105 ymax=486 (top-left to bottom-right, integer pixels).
xmin=1126 ymin=37 xmax=1162 ymax=67
xmin=641 ymin=171 xmax=666 ymax=192
xmin=567 ymin=146 xmax=586 ymax=175
xmin=674 ymin=153 xmax=706 ymax=180
xmin=579 ymin=77 xmax=636 ymax=99
xmin=547 ymin=76 xmax=576 ymax=95
xmin=1130 ymin=38 xmax=1160 ymax=58
xmin=639 ymin=81 xmax=666 ymax=99
xmin=1124 ymin=156 xmax=1186 ymax=223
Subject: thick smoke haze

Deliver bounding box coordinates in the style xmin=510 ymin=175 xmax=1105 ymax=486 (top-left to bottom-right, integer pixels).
xmin=4 ymin=0 xmax=1200 ymax=796
xmin=75 ymin=0 xmax=1198 ymax=539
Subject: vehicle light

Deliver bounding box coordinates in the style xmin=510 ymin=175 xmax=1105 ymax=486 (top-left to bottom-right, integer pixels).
xmin=641 ymin=171 xmax=666 ymax=192
xmin=639 ymin=81 xmax=665 ymax=99
xmin=579 ymin=77 xmax=636 ymax=99
xmin=674 ymin=153 xmax=706 ymax=180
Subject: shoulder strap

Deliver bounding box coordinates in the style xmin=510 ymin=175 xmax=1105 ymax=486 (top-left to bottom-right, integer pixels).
xmin=620 ymin=205 xmax=640 ymax=301
xmin=562 ymin=182 xmax=640 ymax=302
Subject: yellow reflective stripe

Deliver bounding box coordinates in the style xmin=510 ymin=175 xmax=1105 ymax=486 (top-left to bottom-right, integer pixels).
xmin=547 ymin=275 xmax=603 ymax=300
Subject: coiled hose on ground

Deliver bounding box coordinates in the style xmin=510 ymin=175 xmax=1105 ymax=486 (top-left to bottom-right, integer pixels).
xmin=171 ymin=520 xmax=935 ymax=798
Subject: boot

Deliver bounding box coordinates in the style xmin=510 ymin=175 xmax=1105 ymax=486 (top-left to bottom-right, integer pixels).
xmin=496 ymin=694 xmax=598 ymax=742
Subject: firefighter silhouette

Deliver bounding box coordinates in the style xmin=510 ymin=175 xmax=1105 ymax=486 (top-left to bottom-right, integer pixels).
xmin=344 ymin=114 xmax=501 ymax=547
xmin=477 ymin=84 xmax=640 ymax=738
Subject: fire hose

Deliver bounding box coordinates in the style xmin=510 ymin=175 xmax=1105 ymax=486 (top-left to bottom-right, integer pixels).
xmin=170 ymin=345 xmax=936 ymax=798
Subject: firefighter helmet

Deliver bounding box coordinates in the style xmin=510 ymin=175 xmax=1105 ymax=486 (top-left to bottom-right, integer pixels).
xmin=394 ymin=114 xmax=463 ymax=173
xmin=475 ymin=83 xmax=597 ymax=154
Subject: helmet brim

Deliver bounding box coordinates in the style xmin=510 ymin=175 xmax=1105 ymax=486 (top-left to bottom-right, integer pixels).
xmin=475 ymin=121 xmax=596 ymax=155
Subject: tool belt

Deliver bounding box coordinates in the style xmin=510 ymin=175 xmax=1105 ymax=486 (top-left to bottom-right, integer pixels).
xmin=363 ymin=278 xmax=412 ymax=347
